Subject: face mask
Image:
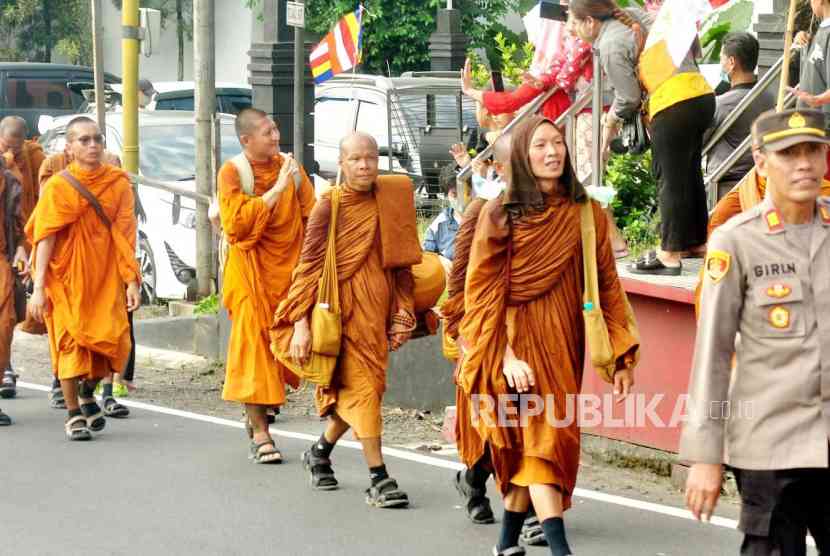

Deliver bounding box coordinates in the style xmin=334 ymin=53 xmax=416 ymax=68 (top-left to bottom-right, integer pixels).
xmin=719 ymin=68 xmax=730 ymax=84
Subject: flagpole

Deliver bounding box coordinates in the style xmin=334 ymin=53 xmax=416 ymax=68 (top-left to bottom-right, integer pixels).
xmin=777 ymin=0 xmax=798 ymax=111
xmin=348 ymin=4 xmax=365 ymax=132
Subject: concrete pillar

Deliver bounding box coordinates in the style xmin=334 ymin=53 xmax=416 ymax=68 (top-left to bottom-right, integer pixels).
xmin=247 ymin=0 xmax=316 ymax=169
xmin=755 ymin=0 xmax=788 ymax=78
xmin=428 ymin=8 xmax=469 ymax=72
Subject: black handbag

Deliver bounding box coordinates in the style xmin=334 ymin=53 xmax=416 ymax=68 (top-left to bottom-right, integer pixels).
xmin=616 ymin=112 xmax=650 ymax=155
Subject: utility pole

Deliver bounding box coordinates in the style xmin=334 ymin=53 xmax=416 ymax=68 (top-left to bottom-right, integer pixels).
xmin=91 ymin=0 xmax=106 ymax=131
xmin=194 ymin=0 xmax=216 ymax=298
xmin=121 ymin=0 xmax=140 ymax=173
xmin=292 ymin=0 xmax=305 ymax=165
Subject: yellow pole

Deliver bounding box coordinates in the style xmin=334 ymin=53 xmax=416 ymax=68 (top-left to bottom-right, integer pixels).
xmin=777 ymin=0 xmax=798 ymax=112
xmin=121 ymin=0 xmax=139 ymax=173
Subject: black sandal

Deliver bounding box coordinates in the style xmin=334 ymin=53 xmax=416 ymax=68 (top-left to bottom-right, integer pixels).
xmin=0 ymin=408 xmax=11 ymax=426
xmin=521 ymin=514 xmax=548 ymax=546
xmin=103 ymin=397 xmax=130 ymax=418
xmin=80 ymin=400 xmax=106 ymax=432
xmin=65 ymin=415 xmax=92 ymax=441
xmin=365 ymin=477 xmax=409 ymax=509
xmin=454 ymin=471 xmax=494 ymax=524
xmin=302 ymin=449 xmax=339 ymax=490
xmin=628 ymin=251 xmax=682 ymax=276
xmin=0 ymin=369 xmax=17 ymax=399
xmin=250 ymin=439 xmax=283 ymax=464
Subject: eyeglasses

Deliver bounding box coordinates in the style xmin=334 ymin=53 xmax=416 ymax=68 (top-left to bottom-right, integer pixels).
xmin=74 ymin=134 xmax=105 ymax=146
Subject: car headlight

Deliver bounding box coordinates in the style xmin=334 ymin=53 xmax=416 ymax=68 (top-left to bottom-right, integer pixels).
xmin=180 ymin=210 xmax=197 ymax=229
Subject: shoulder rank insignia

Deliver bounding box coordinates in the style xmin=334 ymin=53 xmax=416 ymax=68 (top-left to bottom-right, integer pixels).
xmin=765 ymin=208 xmax=784 ymax=233
xmin=766 ymin=283 xmax=792 ymax=299
xmin=820 ymin=203 xmax=830 ymax=225
xmin=705 ymin=249 xmax=731 ymax=283
xmin=768 ymin=305 xmax=791 ymax=329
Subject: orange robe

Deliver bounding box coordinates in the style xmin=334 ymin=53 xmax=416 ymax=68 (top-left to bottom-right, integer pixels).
xmin=3 ymin=140 xmax=45 ymax=223
xmin=272 ymin=186 xmax=416 ymax=439
xmin=38 ymin=152 xmax=122 ymax=189
xmin=458 ymin=196 xmax=638 ymax=506
xmin=219 ymin=155 xmax=315 ymax=405
xmin=0 ymin=170 xmax=24 ymax=369
xmin=26 ymin=163 xmax=139 ymax=380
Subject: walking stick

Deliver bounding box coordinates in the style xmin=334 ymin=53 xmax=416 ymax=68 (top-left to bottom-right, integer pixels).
xmin=777 ymin=0 xmax=799 ymax=111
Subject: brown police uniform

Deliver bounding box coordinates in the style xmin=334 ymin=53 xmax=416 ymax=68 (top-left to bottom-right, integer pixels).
xmin=680 ymin=109 xmax=830 ymax=555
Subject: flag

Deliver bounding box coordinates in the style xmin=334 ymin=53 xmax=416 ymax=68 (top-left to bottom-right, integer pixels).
xmin=309 ymin=7 xmax=363 ymax=85
xmin=638 ymin=0 xmax=729 ymax=93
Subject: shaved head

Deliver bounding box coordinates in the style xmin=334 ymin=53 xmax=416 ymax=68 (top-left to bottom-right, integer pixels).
xmin=235 ymin=107 xmax=270 ymax=139
xmin=338 ymin=131 xmax=378 ymax=159
xmin=66 ymin=116 xmax=98 ymax=142
xmin=0 ymin=116 xmax=27 ymax=138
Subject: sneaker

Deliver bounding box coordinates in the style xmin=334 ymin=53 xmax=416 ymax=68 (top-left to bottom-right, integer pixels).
xmin=0 ymin=368 xmax=17 ymax=399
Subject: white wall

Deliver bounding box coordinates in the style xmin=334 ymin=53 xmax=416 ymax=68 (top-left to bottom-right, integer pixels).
xmin=98 ymin=2 xmax=252 ymax=84
xmin=753 ymin=0 xmax=774 ymax=27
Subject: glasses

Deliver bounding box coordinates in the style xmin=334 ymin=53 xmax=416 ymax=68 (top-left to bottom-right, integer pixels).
xmin=74 ymin=134 xmax=105 ymax=146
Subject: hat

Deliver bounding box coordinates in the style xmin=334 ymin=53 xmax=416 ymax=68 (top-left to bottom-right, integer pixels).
xmin=752 ymin=109 xmax=830 ymax=152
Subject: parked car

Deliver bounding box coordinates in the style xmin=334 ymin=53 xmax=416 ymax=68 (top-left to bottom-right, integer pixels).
xmin=314 ymin=72 xmax=477 ymax=198
xmin=0 ymin=62 xmax=120 ymax=137
xmin=147 ymin=81 xmax=252 ymax=115
xmin=39 ymin=111 xmax=241 ymax=303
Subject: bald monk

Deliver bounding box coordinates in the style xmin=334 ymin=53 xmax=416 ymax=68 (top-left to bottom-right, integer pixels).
xmin=218 ymin=107 xmax=315 ymax=463
xmin=0 ymin=159 xmax=28 ymax=403
xmin=459 ymin=116 xmax=637 ymax=555
xmin=27 ymin=116 xmax=140 ymax=441
xmin=272 ymin=131 xmax=420 ymax=508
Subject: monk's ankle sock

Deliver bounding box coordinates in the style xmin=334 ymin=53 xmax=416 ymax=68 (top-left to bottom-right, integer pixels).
xmin=497 ymin=509 xmax=527 ymax=552
xmin=540 ymin=517 xmax=572 ymax=556
xmin=369 ymin=465 xmax=389 ymax=486
xmin=465 ymin=461 xmax=490 ymax=490
xmin=101 ymin=383 xmax=114 ymax=398
xmin=311 ymin=434 xmax=334 ymax=459
xmin=79 ymin=381 xmax=96 ymax=399
xmin=68 ymin=408 xmax=82 ymax=419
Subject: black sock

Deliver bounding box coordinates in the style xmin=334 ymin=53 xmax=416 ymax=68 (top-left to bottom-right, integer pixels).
xmin=369 ymin=464 xmax=388 ymax=486
xmin=79 ymin=381 xmax=96 ymax=399
xmin=311 ymin=434 xmax=334 ymax=458
xmin=465 ymin=459 xmax=491 ymax=490
xmin=540 ymin=517 xmax=572 ymax=556
xmin=68 ymin=408 xmax=82 ymax=418
xmin=101 ymin=383 xmax=114 ymax=398
xmin=52 ymin=377 xmax=60 ymax=389
xmin=497 ymin=509 xmax=528 ymax=552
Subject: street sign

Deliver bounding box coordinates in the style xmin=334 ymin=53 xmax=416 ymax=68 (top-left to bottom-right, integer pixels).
xmin=286 ymin=1 xmax=305 ymax=28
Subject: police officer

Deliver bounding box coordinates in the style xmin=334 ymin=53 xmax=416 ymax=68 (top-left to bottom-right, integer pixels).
xmin=681 ymin=108 xmax=830 ymax=555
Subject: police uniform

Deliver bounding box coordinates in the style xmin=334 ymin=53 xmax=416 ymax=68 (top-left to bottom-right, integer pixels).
xmin=679 ymin=109 xmax=830 ymax=555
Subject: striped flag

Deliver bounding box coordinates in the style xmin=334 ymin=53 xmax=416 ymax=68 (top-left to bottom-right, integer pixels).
xmin=309 ymin=7 xmax=363 ymax=85
xmin=639 ymin=0 xmax=729 ymax=93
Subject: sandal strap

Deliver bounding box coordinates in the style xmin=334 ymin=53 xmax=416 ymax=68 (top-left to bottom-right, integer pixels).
xmin=373 ymin=478 xmax=399 ymax=493
xmin=65 ymin=415 xmax=87 ymax=428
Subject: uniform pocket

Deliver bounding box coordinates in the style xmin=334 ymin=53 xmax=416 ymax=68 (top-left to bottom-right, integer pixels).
xmin=752 ymin=280 xmax=805 ymax=338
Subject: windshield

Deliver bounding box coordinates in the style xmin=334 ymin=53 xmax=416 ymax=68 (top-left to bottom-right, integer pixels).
xmin=139 ymin=123 xmax=241 ymax=181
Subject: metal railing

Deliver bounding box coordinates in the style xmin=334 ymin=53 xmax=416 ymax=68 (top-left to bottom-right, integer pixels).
xmin=129 ymin=173 xmax=211 ymax=203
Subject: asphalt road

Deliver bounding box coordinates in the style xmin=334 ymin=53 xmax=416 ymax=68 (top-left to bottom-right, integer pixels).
xmin=2 ymin=385 xmax=809 ymax=556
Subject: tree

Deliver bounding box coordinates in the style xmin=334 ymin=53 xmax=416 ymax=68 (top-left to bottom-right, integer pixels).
xmin=0 ymin=0 xmax=92 ymax=64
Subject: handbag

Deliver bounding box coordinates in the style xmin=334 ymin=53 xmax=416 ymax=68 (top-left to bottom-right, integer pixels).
xmin=579 ymin=201 xmax=640 ymax=383
xmin=617 ymin=112 xmax=650 ymax=155
xmin=277 ymin=185 xmax=342 ymax=387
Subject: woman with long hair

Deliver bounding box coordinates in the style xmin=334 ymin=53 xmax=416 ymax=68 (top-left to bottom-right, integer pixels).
xmin=569 ymin=0 xmax=715 ymax=275
xmin=459 ymin=115 xmax=638 ymax=555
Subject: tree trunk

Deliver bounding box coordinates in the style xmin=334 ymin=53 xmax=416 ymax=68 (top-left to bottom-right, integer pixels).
xmin=177 ymin=0 xmax=185 ymax=80
xmin=43 ymin=1 xmax=53 ymax=62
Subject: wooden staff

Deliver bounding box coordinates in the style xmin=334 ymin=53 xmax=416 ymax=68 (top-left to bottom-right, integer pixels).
xmin=777 ymin=0 xmax=799 ymax=111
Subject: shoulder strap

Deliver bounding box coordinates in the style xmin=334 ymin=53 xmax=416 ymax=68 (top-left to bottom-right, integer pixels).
xmin=229 ymin=153 xmax=255 ymax=196
xmin=580 ymin=201 xmax=600 ymax=310
xmin=59 ymin=170 xmax=112 ymax=230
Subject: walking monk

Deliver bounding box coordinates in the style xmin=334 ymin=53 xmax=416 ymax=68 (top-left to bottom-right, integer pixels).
xmin=218 ymin=107 xmax=315 ymax=464
xmin=459 ymin=116 xmax=637 ymax=555
xmin=272 ymin=131 xmax=420 ymax=508
xmin=26 ymin=116 xmax=140 ymax=441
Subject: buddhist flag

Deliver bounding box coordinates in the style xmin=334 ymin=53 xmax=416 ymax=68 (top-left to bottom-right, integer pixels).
xmin=310 ymin=7 xmax=363 ymax=85
xmin=639 ymin=0 xmax=730 ymax=93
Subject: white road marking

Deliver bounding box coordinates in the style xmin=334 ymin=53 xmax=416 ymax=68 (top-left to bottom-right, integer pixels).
xmin=18 ymin=381 xmax=816 ymax=547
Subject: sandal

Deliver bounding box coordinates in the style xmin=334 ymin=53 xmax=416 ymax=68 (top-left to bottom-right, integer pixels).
xmin=103 ymin=397 xmax=130 ymax=418
xmin=80 ymin=400 xmax=106 ymax=432
xmin=65 ymin=415 xmax=92 ymax=441
xmin=49 ymin=386 xmax=66 ymax=409
xmin=250 ymin=439 xmax=283 ymax=464
xmin=454 ymin=470 xmax=495 ymax=524
xmin=365 ymin=477 xmax=409 ymax=509
xmin=0 ymin=408 xmax=11 ymax=426
xmin=302 ymin=448 xmax=339 ymax=490
xmin=521 ymin=514 xmax=548 ymax=546
xmin=628 ymin=251 xmax=682 ymax=276
xmin=492 ymin=546 xmax=526 ymax=556
xmin=0 ymin=368 xmax=17 ymax=399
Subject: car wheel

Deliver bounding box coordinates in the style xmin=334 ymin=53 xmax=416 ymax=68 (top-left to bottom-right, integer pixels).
xmin=138 ymin=236 xmax=157 ymax=305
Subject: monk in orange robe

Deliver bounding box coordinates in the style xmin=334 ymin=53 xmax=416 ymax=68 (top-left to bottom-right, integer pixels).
xmin=459 ymin=116 xmax=638 ymax=555
xmin=27 ymin=116 xmax=140 ymax=441
xmin=0 ymin=160 xmax=29 ymax=405
xmin=218 ymin=108 xmax=315 ymax=463
xmin=272 ymin=131 xmax=420 ymax=508
xmin=39 ymin=149 xmax=122 ymax=188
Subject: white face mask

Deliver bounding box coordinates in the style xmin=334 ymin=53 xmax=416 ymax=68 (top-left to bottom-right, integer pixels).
xmin=472 ymin=174 xmax=506 ymax=200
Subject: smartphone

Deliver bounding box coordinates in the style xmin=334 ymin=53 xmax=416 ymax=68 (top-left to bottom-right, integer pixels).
xmin=491 ymin=71 xmax=505 ymax=93
xmin=540 ymin=0 xmax=568 ymax=22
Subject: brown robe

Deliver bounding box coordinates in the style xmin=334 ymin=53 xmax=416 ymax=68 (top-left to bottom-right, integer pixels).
xmin=271 ymin=185 xmax=416 ymax=439
xmin=0 ymin=170 xmax=24 ymax=369
xmin=2 ymin=140 xmax=44 ymax=223
xmin=458 ymin=196 xmax=637 ymax=507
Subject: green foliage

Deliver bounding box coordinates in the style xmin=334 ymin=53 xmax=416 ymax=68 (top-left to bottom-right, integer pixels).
xmin=621 ymin=209 xmax=661 ymax=260
xmin=0 ymin=0 xmax=92 ymax=64
xmin=194 ymin=293 xmax=220 ymax=316
xmin=606 ymin=151 xmax=660 ymax=257
xmin=466 ymin=32 xmax=535 ymax=89
xmin=699 ymin=0 xmax=754 ymax=63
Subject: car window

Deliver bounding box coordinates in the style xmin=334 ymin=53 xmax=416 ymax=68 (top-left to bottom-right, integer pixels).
xmin=139 ymin=122 xmax=241 ymax=181
xmin=314 ymin=96 xmax=357 ymax=145
xmin=219 ymin=94 xmax=251 ymax=115
xmin=155 ymin=96 xmax=195 ymax=111
xmin=4 ymin=77 xmax=81 ymax=110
